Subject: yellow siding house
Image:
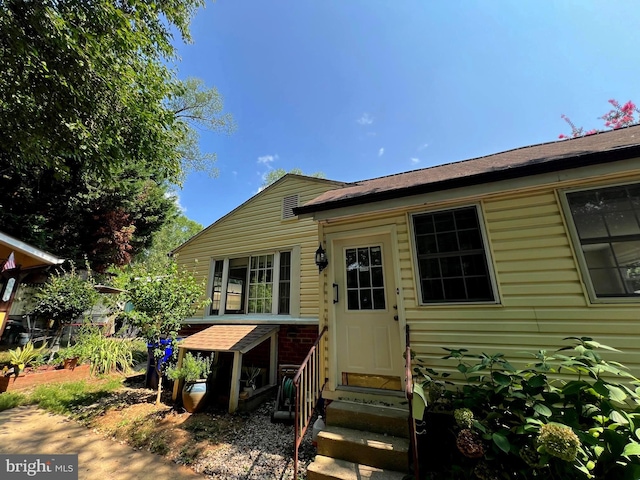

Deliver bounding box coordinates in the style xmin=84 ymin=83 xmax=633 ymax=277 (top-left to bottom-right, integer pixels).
xmin=296 ymin=126 xmax=640 ymax=401
xmin=173 ymin=174 xmax=345 ymax=368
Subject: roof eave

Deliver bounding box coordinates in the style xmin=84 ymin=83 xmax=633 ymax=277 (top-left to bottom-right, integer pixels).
xmin=0 ymin=231 xmax=65 ymax=266
xmin=294 ymin=144 xmax=640 ymax=215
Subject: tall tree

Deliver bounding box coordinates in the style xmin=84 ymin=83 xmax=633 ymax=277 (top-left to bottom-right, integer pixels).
xmin=120 ymin=261 xmax=208 ymax=404
xmin=0 ymin=1 xmax=233 ymax=269
xmin=261 ymin=168 xmax=326 ymax=188
xmin=135 ymin=212 xmax=203 ymax=271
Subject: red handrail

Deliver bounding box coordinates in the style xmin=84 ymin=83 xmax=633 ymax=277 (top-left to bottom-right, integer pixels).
xmin=405 ymin=324 xmax=420 ymax=479
xmin=293 ymin=325 xmax=328 ymax=477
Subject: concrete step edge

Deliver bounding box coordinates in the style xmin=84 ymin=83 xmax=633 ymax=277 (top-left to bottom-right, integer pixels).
xmin=307 ymin=455 xmax=408 ymax=480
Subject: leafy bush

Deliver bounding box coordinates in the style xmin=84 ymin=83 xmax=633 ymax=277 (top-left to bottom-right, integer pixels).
xmin=74 ymin=327 xmax=136 ymax=375
xmin=413 ymin=337 xmax=640 ymax=480
xmin=33 ymin=265 xmax=98 ymax=325
xmin=167 ymin=352 xmax=213 ymax=382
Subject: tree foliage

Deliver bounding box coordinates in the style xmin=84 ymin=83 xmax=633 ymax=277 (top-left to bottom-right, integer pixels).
xmin=119 ymin=261 xmax=208 ymax=403
xmin=559 ymin=99 xmax=639 ymax=139
xmin=261 ymin=168 xmax=326 ymax=188
xmin=0 ymin=1 xmax=233 ymax=270
xmin=33 ymin=265 xmax=99 ymax=335
xmin=134 ymin=212 xmax=203 ymax=271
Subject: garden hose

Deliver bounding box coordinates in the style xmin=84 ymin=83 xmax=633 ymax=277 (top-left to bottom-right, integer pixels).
xmin=282 ymin=377 xmax=294 ymax=401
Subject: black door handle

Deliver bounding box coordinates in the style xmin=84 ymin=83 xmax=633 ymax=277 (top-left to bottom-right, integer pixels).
xmin=333 ymin=283 xmax=339 ymax=304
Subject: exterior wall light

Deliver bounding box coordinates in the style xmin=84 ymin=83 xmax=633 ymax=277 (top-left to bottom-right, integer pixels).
xmin=315 ymin=244 xmax=328 ymax=273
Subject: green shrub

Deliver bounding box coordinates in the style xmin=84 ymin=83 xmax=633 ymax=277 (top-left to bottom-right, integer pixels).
xmin=166 ymin=352 xmax=213 ymax=382
xmin=74 ymin=327 xmax=136 ymax=375
xmin=414 ymin=337 xmax=640 ymax=480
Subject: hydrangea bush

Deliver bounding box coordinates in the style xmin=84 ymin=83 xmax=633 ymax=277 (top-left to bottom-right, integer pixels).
xmin=413 ymin=337 xmax=640 ymax=479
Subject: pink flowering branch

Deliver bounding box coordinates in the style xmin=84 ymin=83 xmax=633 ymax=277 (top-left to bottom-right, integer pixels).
xmin=558 ymin=99 xmax=639 ymax=139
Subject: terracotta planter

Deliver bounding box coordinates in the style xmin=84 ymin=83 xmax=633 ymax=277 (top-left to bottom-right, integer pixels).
xmin=63 ymin=357 xmax=79 ymax=370
xmin=182 ymin=379 xmax=208 ymax=413
xmin=0 ymin=364 xmax=91 ymax=393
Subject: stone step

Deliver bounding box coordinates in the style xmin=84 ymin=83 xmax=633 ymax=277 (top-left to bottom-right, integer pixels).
xmin=307 ymin=455 xmax=407 ymax=480
xmin=317 ymin=425 xmax=410 ymax=472
xmin=325 ymin=400 xmax=409 ymax=438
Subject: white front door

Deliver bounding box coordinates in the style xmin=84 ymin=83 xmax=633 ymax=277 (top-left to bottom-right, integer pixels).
xmin=332 ymin=233 xmax=403 ymax=390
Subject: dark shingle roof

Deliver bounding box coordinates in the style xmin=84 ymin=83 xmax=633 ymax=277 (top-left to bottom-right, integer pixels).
xmin=295 ymin=125 xmax=640 ymax=215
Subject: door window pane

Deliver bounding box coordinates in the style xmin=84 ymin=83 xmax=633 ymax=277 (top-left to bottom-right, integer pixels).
xmin=345 ymin=245 xmax=386 ymax=310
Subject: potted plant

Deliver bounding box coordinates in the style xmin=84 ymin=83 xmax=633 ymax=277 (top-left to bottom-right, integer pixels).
xmin=4 ymin=342 xmax=45 ymax=377
xmin=167 ymin=352 xmax=213 ymax=413
xmin=57 ymin=344 xmax=83 ymax=370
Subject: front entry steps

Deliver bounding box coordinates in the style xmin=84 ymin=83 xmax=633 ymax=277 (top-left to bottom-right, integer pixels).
xmin=306 ymin=400 xmax=411 ymax=480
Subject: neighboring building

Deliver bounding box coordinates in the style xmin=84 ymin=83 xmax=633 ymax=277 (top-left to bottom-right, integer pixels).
xmin=0 ymin=231 xmax=64 ymax=342
xmin=173 ymin=174 xmax=345 ymax=371
xmin=295 ymin=125 xmax=640 ymax=401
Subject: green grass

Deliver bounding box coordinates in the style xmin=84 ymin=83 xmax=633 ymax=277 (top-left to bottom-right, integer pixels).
xmin=0 ymin=392 xmax=27 ymax=411
xmin=0 ymin=378 xmax=122 ymax=415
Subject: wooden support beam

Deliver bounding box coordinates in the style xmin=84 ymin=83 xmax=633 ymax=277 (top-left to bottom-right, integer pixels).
xmin=269 ymin=330 xmax=278 ymax=385
xmin=229 ymin=351 xmax=243 ymax=413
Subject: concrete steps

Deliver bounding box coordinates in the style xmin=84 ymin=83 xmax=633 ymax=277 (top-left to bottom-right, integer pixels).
xmin=307 ymin=455 xmax=407 ymax=480
xmin=326 ymin=400 xmax=409 ymax=438
xmin=306 ymin=400 xmax=411 ymax=480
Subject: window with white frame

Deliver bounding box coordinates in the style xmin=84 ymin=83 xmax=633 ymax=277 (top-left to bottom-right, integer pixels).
xmin=210 ymin=251 xmax=292 ymax=315
xmin=412 ymin=206 xmax=495 ymax=303
xmin=565 ymin=182 xmax=640 ymax=298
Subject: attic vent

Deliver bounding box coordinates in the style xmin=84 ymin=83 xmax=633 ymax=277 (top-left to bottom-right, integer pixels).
xmin=282 ymin=195 xmax=299 ymax=219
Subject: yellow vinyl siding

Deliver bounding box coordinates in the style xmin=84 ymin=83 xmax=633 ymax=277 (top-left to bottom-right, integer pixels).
xmin=321 ymin=173 xmax=640 ymax=379
xmin=176 ymin=176 xmax=341 ymax=318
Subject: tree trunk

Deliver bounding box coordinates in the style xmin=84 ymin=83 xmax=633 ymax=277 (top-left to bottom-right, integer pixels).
xmin=155 ymin=365 xmax=163 ymax=405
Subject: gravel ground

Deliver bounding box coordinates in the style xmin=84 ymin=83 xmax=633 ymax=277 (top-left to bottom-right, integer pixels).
xmin=190 ymin=400 xmax=317 ymax=480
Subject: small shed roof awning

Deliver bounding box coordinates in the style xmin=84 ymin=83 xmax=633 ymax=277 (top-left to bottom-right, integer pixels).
xmin=0 ymin=230 xmax=64 ymax=269
xmin=178 ymin=324 xmax=278 ymax=353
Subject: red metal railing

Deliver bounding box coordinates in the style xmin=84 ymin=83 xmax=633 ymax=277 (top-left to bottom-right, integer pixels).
xmin=293 ymin=325 xmax=328 ymax=477
xmin=405 ymin=324 xmax=420 ymax=479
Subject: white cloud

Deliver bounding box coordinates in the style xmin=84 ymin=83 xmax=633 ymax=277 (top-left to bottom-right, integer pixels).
xmin=418 ymin=143 xmax=429 ymax=151
xmin=164 ymin=190 xmax=186 ymax=212
xmin=378 ymin=147 xmax=385 ymax=157
xmin=257 ymin=154 xmax=279 ymax=165
xmin=410 ymin=157 xmax=420 ymax=165
xmin=357 ymin=113 xmax=374 ymax=125
xmin=366 ymin=131 xmax=377 ymax=137
xmin=232 ymin=170 xmax=238 ymax=176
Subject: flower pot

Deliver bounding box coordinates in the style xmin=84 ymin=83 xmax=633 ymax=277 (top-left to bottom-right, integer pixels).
xmin=63 ymin=357 xmax=79 ymax=370
xmin=182 ymin=379 xmax=208 ymax=413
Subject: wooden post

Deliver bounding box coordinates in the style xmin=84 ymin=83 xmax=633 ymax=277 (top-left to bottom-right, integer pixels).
xmin=229 ymin=351 xmax=243 ymax=413
xmin=269 ymin=330 xmax=278 ymax=385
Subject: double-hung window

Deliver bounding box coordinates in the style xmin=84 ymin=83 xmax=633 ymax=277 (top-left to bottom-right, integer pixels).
xmin=412 ymin=206 xmax=496 ymax=303
xmin=210 ymin=251 xmax=293 ymax=315
xmin=565 ymin=182 xmax=640 ymax=299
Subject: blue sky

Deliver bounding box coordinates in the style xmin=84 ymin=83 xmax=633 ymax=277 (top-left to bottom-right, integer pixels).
xmin=173 ymin=1 xmax=640 ymax=227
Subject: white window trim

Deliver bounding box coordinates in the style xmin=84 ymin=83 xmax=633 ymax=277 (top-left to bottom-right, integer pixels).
xmin=207 ymin=249 xmax=299 ymax=316
xmin=560 ymin=181 xmax=640 ymax=304
xmin=409 ymin=203 xmax=500 ymax=306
